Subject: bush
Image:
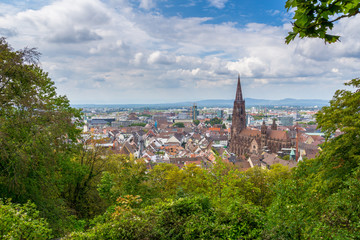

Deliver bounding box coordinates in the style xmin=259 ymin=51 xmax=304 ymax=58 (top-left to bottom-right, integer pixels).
xmin=68 ymin=196 xmax=265 ymax=239
xmin=173 ymin=122 xmax=185 ymax=128
xmin=0 ymin=199 xmax=52 ymax=239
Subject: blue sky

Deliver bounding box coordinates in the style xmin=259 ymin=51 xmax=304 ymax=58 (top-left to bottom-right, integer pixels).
xmin=0 ymin=0 xmax=359 ymax=104
xmin=151 ymin=0 xmax=287 ymax=26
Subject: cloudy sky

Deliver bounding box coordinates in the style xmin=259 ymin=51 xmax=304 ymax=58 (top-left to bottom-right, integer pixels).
xmin=1 ymin=0 xmax=359 ymax=104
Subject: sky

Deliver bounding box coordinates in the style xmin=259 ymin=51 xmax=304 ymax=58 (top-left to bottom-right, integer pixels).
xmin=1 ymin=0 xmax=359 ymax=104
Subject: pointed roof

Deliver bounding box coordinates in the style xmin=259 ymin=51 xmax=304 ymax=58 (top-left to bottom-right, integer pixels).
xmin=271 ymin=118 xmax=278 ymax=130
xmin=235 ymin=74 xmax=243 ymax=101
xmin=290 ymin=148 xmax=295 ymax=157
xmin=261 ymin=120 xmax=267 ymax=132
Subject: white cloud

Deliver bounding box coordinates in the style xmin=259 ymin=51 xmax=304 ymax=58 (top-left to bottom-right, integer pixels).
xmin=147 ymin=51 xmax=176 ymax=65
xmin=131 ymin=52 xmax=145 ymax=65
xmin=139 ymin=0 xmax=155 ymax=10
xmin=208 ymin=0 xmax=228 ymax=9
xmin=267 ymin=10 xmax=280 ymax=16
xmin=0 ymin=0 xmax=359 ymax=103
xmin=226 ymin=57 xmax=268 ymax=77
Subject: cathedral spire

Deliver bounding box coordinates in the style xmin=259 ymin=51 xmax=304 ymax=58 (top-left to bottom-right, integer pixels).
xmin=235 ymin=74 xmax=243 ymax=101
xmin=271 ymin=118 xmax=277 ymax=130
xmin=230 ymin=75 xmax=246 ymax=155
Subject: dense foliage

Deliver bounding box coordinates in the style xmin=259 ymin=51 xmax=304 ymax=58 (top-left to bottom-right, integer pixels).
xmin=205 ymin=117 xmax=223 ymax=126
xmin=0 ymin=200 xmax=52 ymax=239
xmin=0 ymin=38 xmax=104 ymax=235
xmin=173 ymin=122 xmax=185 ymax=128
xmin=129 ymin=123 xmax=147 ymax=127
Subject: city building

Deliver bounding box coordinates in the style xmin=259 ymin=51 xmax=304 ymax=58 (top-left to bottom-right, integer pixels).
xmin=191 ymin=103 xmax=199 ymax=121
xmin=216 ymin=109 xmax=223 ymax=119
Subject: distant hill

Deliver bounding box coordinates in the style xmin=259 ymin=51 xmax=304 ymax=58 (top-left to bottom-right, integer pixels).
xmin=73 ymin=98 xmax=329 ymax=109
xmin=195 ymin=98 xmax=329 ymax=107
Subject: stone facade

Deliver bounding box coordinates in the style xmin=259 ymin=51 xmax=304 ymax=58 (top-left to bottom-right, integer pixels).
xmin=229 ymin=76 xmax=292 ymax=157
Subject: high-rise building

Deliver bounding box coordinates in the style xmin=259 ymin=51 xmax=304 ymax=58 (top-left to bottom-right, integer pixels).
xmin=191 ymin=103 xmax=199 ymax=121
xmin=216 ymin=109 xmax=224 ymax=119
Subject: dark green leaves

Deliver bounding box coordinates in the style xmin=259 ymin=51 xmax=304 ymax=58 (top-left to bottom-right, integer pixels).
xmin=285 ymin=0 xmax=360 ymax=44
xmin=0 ymin=38 xmax=83 ymax=235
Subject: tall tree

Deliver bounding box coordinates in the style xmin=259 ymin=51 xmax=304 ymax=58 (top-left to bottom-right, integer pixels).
xmin=315 ymin=79 xmax=360 ymax=181
xmin=0 ymin=38 xmax=82 ymax=225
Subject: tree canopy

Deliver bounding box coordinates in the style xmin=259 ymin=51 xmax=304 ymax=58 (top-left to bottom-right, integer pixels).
xmin=0 ymin=38 xmax=86 ymax=234
xmin=285 ymin=0 xmax=360 ymax=44
xmin=205 ymin=117 xmax=223 ymax=126
xmin=173 ymin=122 xmax=185 ymax=128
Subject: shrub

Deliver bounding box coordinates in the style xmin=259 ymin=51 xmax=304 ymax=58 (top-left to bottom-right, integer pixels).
xmin=0 ymin=199 xmax=52 ymax=239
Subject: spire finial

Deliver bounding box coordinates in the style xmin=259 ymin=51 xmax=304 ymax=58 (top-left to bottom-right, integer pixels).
xmin=235 ymin=74 xmax=243 ymax=101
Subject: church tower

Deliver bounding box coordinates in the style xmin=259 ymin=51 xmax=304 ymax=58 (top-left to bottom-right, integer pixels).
xmin=230 ymin=75 xmax=246 ymax=153
xmin=271 ymin=118 xmax=277 ymax=130
xmin=228 ymin=75 xmax=293 ymax=157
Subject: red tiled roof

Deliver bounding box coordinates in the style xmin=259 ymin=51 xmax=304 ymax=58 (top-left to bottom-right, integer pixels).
xmin=267 ymin=129 xmax=289 ymax=140
xmin=241 ymin=128 xmax=261 ymax=137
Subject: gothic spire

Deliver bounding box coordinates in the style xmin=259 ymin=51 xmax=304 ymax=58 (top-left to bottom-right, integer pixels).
xmin=271 ymin=118 xmax=277 ymax=130
xmin=235 ymin=74 xmax=243 ymax=101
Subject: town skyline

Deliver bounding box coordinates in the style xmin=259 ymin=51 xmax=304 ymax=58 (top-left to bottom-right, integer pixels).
xmin=1 ymin=0 xmax=359 ymax=104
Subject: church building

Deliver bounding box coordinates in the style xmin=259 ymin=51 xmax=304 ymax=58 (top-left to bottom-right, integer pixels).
xmin=229 ymin=75 xmax=292 ymax=157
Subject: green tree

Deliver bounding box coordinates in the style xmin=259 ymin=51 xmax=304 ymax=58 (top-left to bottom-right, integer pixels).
xmin=280 ymin=3 xmax=360 ymax=235
xmin=181 ymin=164 xmax=211 ymax=196
xmin=307 ymin=121 xmax=316 ymax=125
xmin=285 ymin=0 xmax=360 ymax=43
xmin=129 ymin=122 xmax=146 ymax=127
xmin=61 ymin=146 xmax=110 ymax=219
xmin=208 ymin=158 xmax=237 ymax=204
xmin=280 ymin=154 xmax=290 ymax=160
xmin=97 ymin=155 xmax=152 ymax=205
xmin=173 ymin=122 xmax=185 ymax=128
xmin=68 ymin=195 xmax=265 ymax=240
xmin=0 ymin=38 xmax=82 ymax=233
xmin=0 ymin=199 xmax=52 ymax=240
xmin=193 ymin=119 xmax=200 ymax=126
xmin=210 ymin=117 xmax=223 ymax=126
xmin=147 ymin=163 xmax=184 ymax=199
xmin=315 ymin=79 xmax=360 ymax=182
xmin=264 ymin=158 xmax=360 ymax=239
xmin=265 ymin=79 xmax=360 ymax=238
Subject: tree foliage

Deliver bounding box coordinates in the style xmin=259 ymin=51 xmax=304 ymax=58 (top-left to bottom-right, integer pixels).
xmin=193 ymin=119 xmax=200 ymax=126
xmin=315 ymin=78 xmax=360 ymax=181
xmin=173 ymin=122 xmax=185 ymax=128
xmin=0 ymin=199 xmax=52 ymax=239
xmin=205 ymin=117 xmax=223 ymax=126
xmin=264 ymin=80 xmax=360 ymax=239
xmin=68 ymin=195 xmax=264 ymax=240
xmin=0 ymin=38 xmax=84 ymax=235
xmin=285 ymin=0 xmax=360 ymax=43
